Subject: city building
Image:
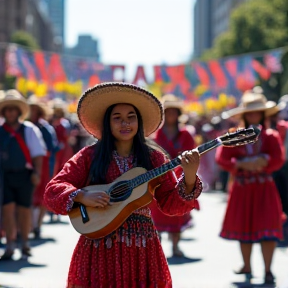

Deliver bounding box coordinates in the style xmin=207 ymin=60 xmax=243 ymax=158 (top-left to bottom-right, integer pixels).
xmin=0 ymin=0 xmax=55 ymax=86
xmin=0 ymin=0 xmax=54 ymax=51
xmin=193 ymin=0 xmax=249 ymax=58
xmin=40 ymin=0 xmax=65 ymax=52
xmin=193 ymin=0 xmax=212 ymax=59
xmin=65 ymin=35 xmax=100 ymax=61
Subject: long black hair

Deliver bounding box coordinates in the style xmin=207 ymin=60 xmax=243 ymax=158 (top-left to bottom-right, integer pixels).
xmin=89 ymin=104 xmax=153 ymax=184
xmin=242 ymin=111 xmax=265 ymax=129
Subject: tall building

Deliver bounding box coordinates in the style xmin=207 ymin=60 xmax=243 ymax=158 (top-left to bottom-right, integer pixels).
xmin=65 ymin=35 xmax=100 ymax=61
xmin=0 ymin=0 xmax=54 ymax=50
xmin=40 ymin=0 xmax=65 ymax=51
xmin=193 ymin=0 xmax=249 ymax=58
xmin=193 ymin=0 xmax=212 ymax=58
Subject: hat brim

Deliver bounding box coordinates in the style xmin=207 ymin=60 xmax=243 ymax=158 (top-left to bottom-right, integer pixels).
xmin=29 ymin=103 xmax=53 ymax=118
xmin=222 ymin=101 xmax=277 ymax=119
xmin=163 ymin=102 xmax=184 ymax=113
xmin=266 ymin=101 xmax=287 ymax=117
xmin=0 ymin=99 xmax=29 ymax=120
xmin=77 ymin=82 xmax=164 ymax=139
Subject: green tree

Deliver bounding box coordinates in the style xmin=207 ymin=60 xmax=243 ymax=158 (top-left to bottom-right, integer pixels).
xmin=201 ymin=0 xmax=288 ymax=59
xmin=10 ymin=30 xmax=39 ymax=50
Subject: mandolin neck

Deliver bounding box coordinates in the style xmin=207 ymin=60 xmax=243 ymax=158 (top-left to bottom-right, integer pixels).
xmin=130 ymin=137 xmax=222 ymax=188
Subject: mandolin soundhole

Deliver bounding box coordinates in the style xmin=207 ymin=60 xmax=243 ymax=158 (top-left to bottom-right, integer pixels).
xmin=109 ymin=181 xmax=132 ymax=202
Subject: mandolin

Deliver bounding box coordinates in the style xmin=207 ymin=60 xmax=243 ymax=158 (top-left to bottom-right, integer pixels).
xmin=68 ymin=126 xmax=260 ymax=239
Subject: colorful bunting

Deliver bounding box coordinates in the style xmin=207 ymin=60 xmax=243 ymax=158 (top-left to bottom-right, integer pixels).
xmin=4 ymin=44 xmax=285 ymax=115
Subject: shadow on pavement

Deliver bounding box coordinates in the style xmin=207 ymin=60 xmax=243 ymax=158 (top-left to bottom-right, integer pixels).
xmin=43 ymin=219 xmax=70 ymax=225
xmin=0 ymin=259 xmax=46 ymax=273
xmin=179 ymin=237 xmax=195 ymax=242
xmin=29 ymin=237 xmax=56 ymax=248
xmin=231 ymin=282 xmax=276 ymax=288
xmin=167 ymin=256 xmax=202 ymax=265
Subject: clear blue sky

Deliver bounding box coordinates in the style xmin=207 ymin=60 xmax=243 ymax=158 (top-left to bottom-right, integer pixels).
xmin=65 ymin=0 xmax=195 ymax=81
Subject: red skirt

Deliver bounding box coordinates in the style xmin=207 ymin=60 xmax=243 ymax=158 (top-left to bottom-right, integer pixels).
xmin=149 ymin=199 xmax=194 ymax=233
xmin=32 ymin=156 xmax=50 ymax=206
xmin=220 ymin=177 xmax=284 ymax=242
xmin=67 ymin=234 xmax=172 ymax=288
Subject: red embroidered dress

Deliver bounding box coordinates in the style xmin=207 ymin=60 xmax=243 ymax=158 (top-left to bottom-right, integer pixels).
xmin=150 ymin=127 xmax=197 ymax=233
xmin=216 ymin=129 xmax=285 ymax=242
xmin=44 ymin=145 xmax=202 ymax=288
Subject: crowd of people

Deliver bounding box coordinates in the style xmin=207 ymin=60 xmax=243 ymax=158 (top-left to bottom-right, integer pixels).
xmin=0 ymin=83 xmax=287 ymax=287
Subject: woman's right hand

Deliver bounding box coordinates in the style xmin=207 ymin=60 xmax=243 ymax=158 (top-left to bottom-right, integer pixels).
xmin=74 ymin=190 xmax=110 ymax=208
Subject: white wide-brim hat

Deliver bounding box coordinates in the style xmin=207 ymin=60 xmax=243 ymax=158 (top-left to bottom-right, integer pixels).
xmin=0 ymin=89 xmax=29 ymax=120
xmin=77 ymin=82 xmax=164 ymax=139
xmin=222 ymin=90 xmax=277 ymax=119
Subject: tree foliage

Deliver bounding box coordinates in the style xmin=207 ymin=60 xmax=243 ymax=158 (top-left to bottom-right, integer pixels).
xmin=10 ymin=30 xmax=39 ymax=50
xmin=201 ymin=0 xmax=288 ymax=60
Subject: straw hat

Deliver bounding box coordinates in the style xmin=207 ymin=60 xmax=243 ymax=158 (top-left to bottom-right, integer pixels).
xmin=0 ymin=89 xmax=29 ymax=120
xmin=48 ymin=98 xmax=67 ymax=118
xmin=222 ymin=87 xmax=276 ymax=119
xmin=0 ymin=90 xmax=5 ymax=100
xmin=27 ymin=95 xmax=52 ymax=118
xmin=161 ymin=94 xmax=184 ymax=112
xmin=77 ymin=82 xmax=164 ymax=139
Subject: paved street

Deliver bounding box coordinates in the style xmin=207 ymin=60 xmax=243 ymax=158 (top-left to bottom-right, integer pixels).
xmin=0 ymin=191 xmax=288 ymax=288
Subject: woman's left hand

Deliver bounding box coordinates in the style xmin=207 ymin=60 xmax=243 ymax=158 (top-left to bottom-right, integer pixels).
xmin=180 ymin=150 xmax=200 ymax=187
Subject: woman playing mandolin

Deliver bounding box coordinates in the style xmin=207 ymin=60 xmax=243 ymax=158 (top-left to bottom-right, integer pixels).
xmin=44 ymin=82 xmax=202 ymax=288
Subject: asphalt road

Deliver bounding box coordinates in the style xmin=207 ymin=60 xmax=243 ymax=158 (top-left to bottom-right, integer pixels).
xmin=0 ymin=191 xmax=288 ymax=288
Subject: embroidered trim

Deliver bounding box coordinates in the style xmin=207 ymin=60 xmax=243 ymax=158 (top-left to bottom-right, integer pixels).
xmin=178 ymin=174 xmax=202 ymax=200
xmin=84 ymin=211 xmax=157 ymax=249
xmin=235 ymin=172 xmax=273 ymax=185
xmin=67 ymin=189 xmax=82 ymax=212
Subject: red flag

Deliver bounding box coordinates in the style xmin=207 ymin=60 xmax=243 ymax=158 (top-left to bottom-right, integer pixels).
xmin=34 ymin=51 xmax=48 ymax=82
xmin=193 ymin=63 xmax=210 ymax=86
xmin=208 ymin=60 xmax=227 ymax=88
xmin=252 ymin=59 xmax=270 ymax=80
xmin=48 ymin=53 xmax=67 ymax=84
xmin=132 ymin=66 xmax=147 ymax=85
xmin=225 ymin=59 xmax=238 ymax=76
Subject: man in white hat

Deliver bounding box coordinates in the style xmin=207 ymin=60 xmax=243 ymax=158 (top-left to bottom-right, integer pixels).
xmin=0 ymin=90 xmax=46 ymax=260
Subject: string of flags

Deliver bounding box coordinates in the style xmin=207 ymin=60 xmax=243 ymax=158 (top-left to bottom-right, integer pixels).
xmin=4 ymin=44 xmax=285 ymax=114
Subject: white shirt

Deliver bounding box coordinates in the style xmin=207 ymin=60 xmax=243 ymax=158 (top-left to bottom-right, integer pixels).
xmin=23 ymin=121 xmax=47 ymax=158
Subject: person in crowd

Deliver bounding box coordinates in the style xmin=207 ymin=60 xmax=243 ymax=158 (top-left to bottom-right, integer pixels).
xmin=48 ymin=98 xmax=74 ymax=222
xmin=68 ymin=113 xmax=96 ymax=154
xmin=0 ymin=90 xmax=46 ymax=260
xmin=149 ymin=94 xmax=197 ymax=257
xmin=44 ymin=82 xmax=202 ymax=288
xmin=49 ymin=98 xmax=74 ymax=175
xmin=216 ymin=88 xmax=285 ymax=284
xmin=269 ymin=96 xmax=288 ymax=216
xmin=27 ymin=95 xmax=59 ymax=238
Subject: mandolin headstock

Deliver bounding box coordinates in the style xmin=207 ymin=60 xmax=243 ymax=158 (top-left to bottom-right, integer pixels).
xmin=220 ymin=125 xmax=261 ymax=147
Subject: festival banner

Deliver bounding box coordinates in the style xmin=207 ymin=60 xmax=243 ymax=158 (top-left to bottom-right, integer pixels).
xmin=148 ymin=48 xmax=284 ymax=114
xmin=5 ymin=44 xmax=122 ymax=98
xmin=4 ymin=44 xmax=285 ymax=114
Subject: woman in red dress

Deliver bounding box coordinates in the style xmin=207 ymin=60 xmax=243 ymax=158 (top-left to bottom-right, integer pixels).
xmin=150 ymin=94 xmax=197 ymax=257
xmin=44 ymin=83 xmax=202 ymax=288
xmin=49 ymin=98 xmax=74 ymax=175
xmin=216 ymin=88 xmax=285 ymax=285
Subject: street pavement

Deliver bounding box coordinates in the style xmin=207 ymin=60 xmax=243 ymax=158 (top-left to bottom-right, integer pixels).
xmin=0 ymin=191 xmax=288 ymax=288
